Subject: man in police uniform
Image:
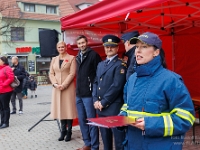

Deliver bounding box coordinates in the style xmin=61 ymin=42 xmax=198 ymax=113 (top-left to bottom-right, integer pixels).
xmin=92 ymin=35 xmax=127 ymax=150
xmin=121 ymin=31 xmax=139 ymax=80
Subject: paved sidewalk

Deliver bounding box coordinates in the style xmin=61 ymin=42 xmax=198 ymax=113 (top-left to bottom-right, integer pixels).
xmin=0 ymin=85 xmax=88 ymax=150
xmin=0 ymin=85 xmax=199 ymax=150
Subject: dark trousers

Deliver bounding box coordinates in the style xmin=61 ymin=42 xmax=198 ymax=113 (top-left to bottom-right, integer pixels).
xmin=98 ymin=114 xmax=125 ymax=150
xmin=10 ymin=91 xmax=23 ymax=112
xmin=76 ymin=96 xmax=99 ymax=150
xmin=0 ymin=91 xmax=13 ymax=125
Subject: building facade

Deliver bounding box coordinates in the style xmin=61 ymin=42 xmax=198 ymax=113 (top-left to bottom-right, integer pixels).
xmin=0 ymin=0 xmax=99 ymax=77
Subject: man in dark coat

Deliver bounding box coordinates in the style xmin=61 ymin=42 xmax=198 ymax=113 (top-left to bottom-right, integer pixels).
xmin=121 ymin=31 xmax=139 ymax=80
xmin=76 ymin=35 xmax=102 ymax=150
xmin=10 ymin=56 xmax=26 ymax=114
xmin=93 ymin=35 xmax=127 ymax=150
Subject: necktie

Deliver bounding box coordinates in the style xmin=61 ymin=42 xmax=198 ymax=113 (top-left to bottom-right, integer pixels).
xmin=105 ymin=59 xmax=110 ymax=66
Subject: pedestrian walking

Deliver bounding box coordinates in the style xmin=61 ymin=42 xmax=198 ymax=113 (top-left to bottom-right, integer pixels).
xmin=10 ymin=56 xmax=26 ymax=115
xmin=22 ymin=71 xmax=30 ymax=99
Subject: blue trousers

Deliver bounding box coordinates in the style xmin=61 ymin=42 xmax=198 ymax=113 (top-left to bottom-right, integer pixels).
xmin=76 ymin=96 xmax=99 ymax=150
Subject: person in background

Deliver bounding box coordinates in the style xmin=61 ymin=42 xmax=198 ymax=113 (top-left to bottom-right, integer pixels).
xmin=22 ymin=71 xmax=30 ymax=99
xmin=119 ymin=32 xmax=195 ymax=150
xmin=0 ymin=56 xmax=14 ymax=128
xmin=93 ymin=35 xmax=127 ymax=150
xmin=49 ymin=41 xmax=77 ymax=142
xmin=76 ymin=35 xmax=101 ymax=150
xmin=120 ymin=31 xmax=139 ymax=80
xmin=10 ymin=56 xmax=26 ymax=115
xmin=28 ymin=76 xmax=37 ymax=98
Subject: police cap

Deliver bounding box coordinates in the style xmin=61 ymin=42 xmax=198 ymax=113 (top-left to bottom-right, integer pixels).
xmin=121 ymin=31 xmax=139 ymax=43
xmin=102 ymin=34 xmax=120 ymax=46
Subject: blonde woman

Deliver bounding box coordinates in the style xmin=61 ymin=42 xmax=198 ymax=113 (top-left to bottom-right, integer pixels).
xmin=49 ymin=41 xmax=77 ymax=142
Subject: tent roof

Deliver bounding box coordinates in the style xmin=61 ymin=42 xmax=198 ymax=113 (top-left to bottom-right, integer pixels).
xmin=60 ymin=0 xmax=200 ymax=35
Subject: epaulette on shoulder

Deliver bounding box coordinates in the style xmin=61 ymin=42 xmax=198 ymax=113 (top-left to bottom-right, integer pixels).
xmin=121 ymin=62 xmax=127 ymax=67
xmin=118 ymin=58 xmax=127 ymax=67
xmin=118 ymin=58 xmax=126 ymax=63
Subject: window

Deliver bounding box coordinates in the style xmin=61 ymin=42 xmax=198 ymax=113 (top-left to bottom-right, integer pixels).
xmin=11 ymin=27 xmax=24 ymax=41
xmin=24 ymin=3 xmax=35 ymax=12
xmin=46 ymin=6 xmax=56 ymax=14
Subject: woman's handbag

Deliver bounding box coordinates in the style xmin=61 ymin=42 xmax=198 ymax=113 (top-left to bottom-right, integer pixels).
xmin=10 ymin=76 xmax=20 ymax=88
xmin=4 ymin=68 xmax=20 ymax=88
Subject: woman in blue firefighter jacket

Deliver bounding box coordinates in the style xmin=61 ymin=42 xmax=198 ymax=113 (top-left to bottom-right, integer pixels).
xmin=119 ymin=32 xmax=195 ymax=150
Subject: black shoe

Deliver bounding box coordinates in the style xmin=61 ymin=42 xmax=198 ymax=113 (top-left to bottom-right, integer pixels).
xmin=31 ymin=95 xmax=33 ymax=98
xmin=10 ymin=111 xmax=16 ymax=114
xmin=58 ymin=131 xmax=67 ymax=141
xmin=0 ymin=124 xmax=9 ymax=129
xmin=65 ymin=131 xmax=72 ymax=142
xmin=35 ymin=95 xmax=37 ymax=98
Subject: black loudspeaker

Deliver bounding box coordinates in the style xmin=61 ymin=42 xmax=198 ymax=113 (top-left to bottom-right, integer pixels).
xmin=39 ymin=29 xmax=59 ymax=57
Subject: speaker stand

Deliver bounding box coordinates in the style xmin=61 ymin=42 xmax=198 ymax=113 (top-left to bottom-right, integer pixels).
xmin=28 ymin=112 xmax=61 ymax=132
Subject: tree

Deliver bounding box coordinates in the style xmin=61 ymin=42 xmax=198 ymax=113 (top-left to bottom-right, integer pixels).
xmin=0 ymin=1 xmax=25 ymax=45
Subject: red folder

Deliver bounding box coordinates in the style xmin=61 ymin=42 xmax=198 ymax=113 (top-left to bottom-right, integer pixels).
xmin=87 ymin=116 xmax=136 ymax=128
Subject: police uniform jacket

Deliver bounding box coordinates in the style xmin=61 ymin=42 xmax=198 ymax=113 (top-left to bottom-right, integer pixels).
xmin=126 ymin=46 xmax=136 ymax=80
xmin=93 ymin=56 xmax=127 ymax=116
xmin=120 ymin=55 xmax=195 ymax=150
xmin=125 ymin=46 xmax=135 ymax=68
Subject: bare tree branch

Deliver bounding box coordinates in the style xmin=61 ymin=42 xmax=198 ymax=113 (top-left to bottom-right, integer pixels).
xmin=0 ymin=1 xmax=26 ymax=46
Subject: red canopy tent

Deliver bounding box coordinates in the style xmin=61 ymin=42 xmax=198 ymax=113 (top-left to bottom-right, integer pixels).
xmin=61 ymin=0 xmax=200 ymax=97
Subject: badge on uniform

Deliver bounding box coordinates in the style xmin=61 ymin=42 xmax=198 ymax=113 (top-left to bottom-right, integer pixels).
xmin=120 ymin=69 xmax=125 ymax=74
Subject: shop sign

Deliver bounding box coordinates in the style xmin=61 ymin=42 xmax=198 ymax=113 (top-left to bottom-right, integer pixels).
xmin=16 ymin=47 xmax=40 ymax=55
